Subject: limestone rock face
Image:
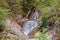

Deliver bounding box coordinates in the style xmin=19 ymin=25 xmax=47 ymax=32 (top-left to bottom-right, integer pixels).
xmin=5 ymin=18 xmax=28 ymax=40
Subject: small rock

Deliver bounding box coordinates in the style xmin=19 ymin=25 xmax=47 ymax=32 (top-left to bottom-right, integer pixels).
xmin=5 ymin=18 xmax=28 ymax=40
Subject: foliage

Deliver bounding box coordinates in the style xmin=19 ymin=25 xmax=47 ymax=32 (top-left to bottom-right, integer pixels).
xmin=35 ymin=0 xmax=55 ymax=8
xmin=0 ymin=0 xmax=9 ymax=8
xmin=19 ymin=0 xmax=56 ymax=16
xmin=5 ymin=0 xmax=24 ymax=15
xmin=0 ymin=7 xmax=11 ymax=21
xmin=0 ymin=22 xmax=5 ymax=31
xmin=35 ymin=32 xmax=47 ymax=40
xmin=41 ymin=13 xmax=50 ymax=27
xmin=0 ymin=0 xmax=11 ymax=32
xmin=20 ymin=0 xmax=36 ymax=16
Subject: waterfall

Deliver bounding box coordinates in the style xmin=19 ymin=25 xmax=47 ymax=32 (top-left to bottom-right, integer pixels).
xmin=22 ymin=9 xmax=41 ymax=38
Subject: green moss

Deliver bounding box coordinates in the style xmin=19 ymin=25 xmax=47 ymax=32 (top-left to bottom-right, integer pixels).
xmin=0 ymin=22 xmax=5 ymax=32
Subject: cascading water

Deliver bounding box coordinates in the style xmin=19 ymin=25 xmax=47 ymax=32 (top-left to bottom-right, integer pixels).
xmin=22 ymin=20 xmax=37 ymax=36
xmin=22 ymin=8 xmax=41 ymax=38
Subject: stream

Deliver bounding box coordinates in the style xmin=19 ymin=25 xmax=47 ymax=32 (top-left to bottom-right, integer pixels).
xmin=22 ymin=9 xmax=41 ymax=38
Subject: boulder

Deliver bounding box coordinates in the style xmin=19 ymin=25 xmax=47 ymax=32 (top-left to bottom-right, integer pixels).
xmin=5 ymin=18 xmax=28 ymax=40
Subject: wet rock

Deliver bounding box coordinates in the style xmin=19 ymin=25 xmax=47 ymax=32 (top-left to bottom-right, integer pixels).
xmin=29 ymin=9 xmax=41 ymax=20
xmin=16 ymin=18 xmax=28 ymax=26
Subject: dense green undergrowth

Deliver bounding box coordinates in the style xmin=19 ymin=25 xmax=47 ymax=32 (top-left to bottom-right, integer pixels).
xmin=35 ymin=31 xmax=47 ymax=40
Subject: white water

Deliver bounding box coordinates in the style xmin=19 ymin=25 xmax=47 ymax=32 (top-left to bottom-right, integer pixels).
xmin=22 ymin=9 xmax=40 ymax=37
xmin=22 ymin=20 xmax=37 ymax=36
